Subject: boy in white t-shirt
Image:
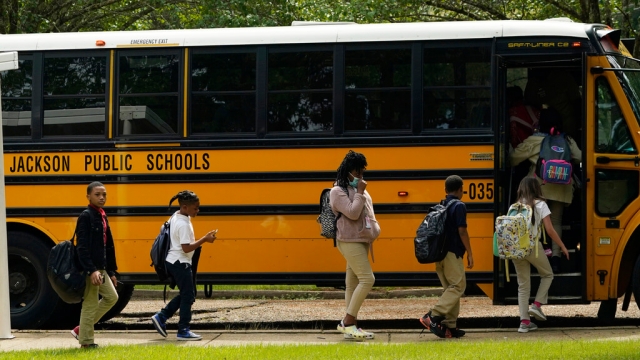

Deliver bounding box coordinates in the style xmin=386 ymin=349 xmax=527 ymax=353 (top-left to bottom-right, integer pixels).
xmin=151 ymin=190 xmax=217 ymax=341
xmin=513 ymin=177 xmax=569 ymax=333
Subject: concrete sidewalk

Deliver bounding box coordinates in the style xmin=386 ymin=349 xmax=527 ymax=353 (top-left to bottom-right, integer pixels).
xmin=2 ymin=327 xmax=640 ymax=352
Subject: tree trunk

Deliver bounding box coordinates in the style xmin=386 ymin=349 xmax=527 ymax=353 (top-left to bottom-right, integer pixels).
xmin=602 ymin=0 xmax=612 ymax=26
xmin=633 ymin=30 xmax=640 ymax=59
xmin=588 ymin=0 xmax=601 ymax=23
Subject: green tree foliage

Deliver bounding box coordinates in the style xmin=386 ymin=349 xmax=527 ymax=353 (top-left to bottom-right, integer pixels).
xmin=0 ymin=0 xmax=199 ymax=34
xmin=1 ymin=0 xmax=639 ymax=56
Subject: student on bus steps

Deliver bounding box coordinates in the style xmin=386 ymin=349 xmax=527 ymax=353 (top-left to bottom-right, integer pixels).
xmin=331 ymin=150 xmax=381 ymax=340
xmin=150 ymin=190 xmax=217 ymax=341
xmin=70 ymin=182 xmax=119 ymax=349
xmin=419 ymin=175 xmax=473 ymax=338
xmin=512 ymin=177 xmax=570 ymax=333
xmin=510 ymin=108 xmax=581 ymax=272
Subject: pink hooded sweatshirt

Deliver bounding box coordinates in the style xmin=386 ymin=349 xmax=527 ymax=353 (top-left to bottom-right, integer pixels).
xmin=329 ymin=185 xmax=381 ymax=260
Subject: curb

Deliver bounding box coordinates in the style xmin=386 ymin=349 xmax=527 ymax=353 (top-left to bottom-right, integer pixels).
xmin=132 ymin=288 xmax=443 ymax=300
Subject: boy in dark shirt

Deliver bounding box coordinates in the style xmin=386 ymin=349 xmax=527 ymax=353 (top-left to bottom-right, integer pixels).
xmin=419 ymin=175 xmax=474 ymax=338
xmin=73 ymin=182 xmax=118 ymax=348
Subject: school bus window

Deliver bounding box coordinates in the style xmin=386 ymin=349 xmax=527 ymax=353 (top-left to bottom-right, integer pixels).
xmin=118 ymin=52 xmax=180 ymax=136
xmin=43 ymin=55 xmax=107 ymax=137
xmin=345 ymin=47 xmax=411 ymax=131
xmin=191 ymin=51 xmax=256 ymax=134
xmin=423 ymin=45 xmax=491 ymax=130
xmin=1 ymin=57 xmax=33 ymax=138
xmin=596 ymin=169 xmax=639 ymax=216
xmin=609 ymin=55 xmax=640 ymax=127
xmin=267 ymin=50 xmax=333 ymax=132
xmin=595 ymin=77 xmax=636 ymax=154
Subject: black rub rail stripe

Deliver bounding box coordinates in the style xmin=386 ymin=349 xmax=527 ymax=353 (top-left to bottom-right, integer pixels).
xmin=3 ymin=134 xmax=494 ymax=152
xmin=6 ymin=203 xmax=493 ymax=217
xmin=5 ymin=169 xmax=494 ymax=185
xmin=119 ymin=271 xmax=494 ymax=286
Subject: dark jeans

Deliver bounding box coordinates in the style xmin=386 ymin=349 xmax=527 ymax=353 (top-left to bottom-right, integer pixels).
xmin=158 ymin=260 xmax=195 ymax=331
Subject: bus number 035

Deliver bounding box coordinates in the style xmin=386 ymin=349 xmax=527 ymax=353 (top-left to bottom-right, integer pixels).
xmin=467 ymin=182 xmax=493 ymax=200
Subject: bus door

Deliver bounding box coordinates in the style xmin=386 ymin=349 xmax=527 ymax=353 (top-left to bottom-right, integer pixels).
xmin=493 ymin=51 xmax=587 ymax=305
xmin=585 ymin=54 xmax=640 ymax=303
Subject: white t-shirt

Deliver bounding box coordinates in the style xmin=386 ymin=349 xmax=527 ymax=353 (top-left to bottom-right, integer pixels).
xmin=165 ymin=211 xmax=195 ymax=265
xmin=520 ymin=199 xmax=551 ymax=241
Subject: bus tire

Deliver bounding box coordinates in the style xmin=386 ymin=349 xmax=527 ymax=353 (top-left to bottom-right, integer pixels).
xmin=98 ymin=283 xmax=134 ymax=323
xmin=632 ymin=254 xmax=640 ymax=312
xmin=8 ymin=231 xmax=59 ymax=329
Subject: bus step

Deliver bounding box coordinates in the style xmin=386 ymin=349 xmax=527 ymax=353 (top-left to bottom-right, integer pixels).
xmin=510 ymin=272 xmax=582 ymax=278
xmin=499 ymin=273 xmax=583 ymax=299
xmin=503 ymin=295 xmax=586 ymax=305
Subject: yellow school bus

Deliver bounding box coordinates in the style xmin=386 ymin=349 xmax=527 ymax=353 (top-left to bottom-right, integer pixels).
xmin=1 ymin=19 xmax=637 ymax=329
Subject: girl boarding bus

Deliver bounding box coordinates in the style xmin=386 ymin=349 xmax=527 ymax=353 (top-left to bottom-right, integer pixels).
xmin=1 ymin=18 xmax=638 ymax=328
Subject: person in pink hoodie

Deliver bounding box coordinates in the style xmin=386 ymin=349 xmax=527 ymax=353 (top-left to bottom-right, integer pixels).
xmin=331 ymin=150 xmax=381 ymax=340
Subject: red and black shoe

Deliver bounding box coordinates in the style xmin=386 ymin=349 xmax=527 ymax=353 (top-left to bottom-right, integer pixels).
xmin=428 ymin=315 xmax=451 ymax=338
xmin=419 ymin=311 xmax=433 ymax=330
xmin=448 ymin=327 xmax=466 ymax=338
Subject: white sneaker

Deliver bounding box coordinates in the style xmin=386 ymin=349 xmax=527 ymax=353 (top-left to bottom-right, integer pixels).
xmin=343 ymin=328 xmax=375 ymax=340
xmin=518 ymin=322 xmax=538 ymax=333
xmin=528 ymin=304 xmax=547 ymax=321
xmin=337 ymin=321 xmax=374 ymax=339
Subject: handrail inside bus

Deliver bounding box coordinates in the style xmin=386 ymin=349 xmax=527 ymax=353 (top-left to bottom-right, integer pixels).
xmin=590 ymin=66 xmax=640 ymax=74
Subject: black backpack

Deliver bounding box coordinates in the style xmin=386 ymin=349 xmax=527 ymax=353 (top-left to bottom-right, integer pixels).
xmin=150 ymin=215 xmax=174 ymax=282
xmin=414 ymin=199 xmax=459 ymax=264
xmin=317 ymin=186 xmax=348 ymax=246
xmin=47 ymin=211 xmax=94 ymax=304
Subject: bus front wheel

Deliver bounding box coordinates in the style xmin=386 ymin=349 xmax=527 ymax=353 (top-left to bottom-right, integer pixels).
xmin=8 ymin=231 xmax=60 ymax=329
xmin=98 ymin=283 xmax=134 ymax=323
xmin=632 ymin=254 xmax=640 ymax=312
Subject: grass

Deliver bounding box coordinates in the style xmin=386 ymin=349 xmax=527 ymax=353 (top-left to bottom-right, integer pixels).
xmin=5 ymin=340 xmax=640 ymax=359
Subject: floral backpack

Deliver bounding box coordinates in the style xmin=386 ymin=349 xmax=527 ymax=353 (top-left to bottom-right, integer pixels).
xmin=493 ymin=202 xmax=543 ymax=281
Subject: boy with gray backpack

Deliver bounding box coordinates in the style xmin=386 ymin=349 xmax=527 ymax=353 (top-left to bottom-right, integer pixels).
xmin=419 ymin=175 xmax=473 ymax=338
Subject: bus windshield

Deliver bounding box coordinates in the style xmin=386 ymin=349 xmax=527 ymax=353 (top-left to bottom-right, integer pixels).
xmin=608 ymin=55 xmax=640 ymax=126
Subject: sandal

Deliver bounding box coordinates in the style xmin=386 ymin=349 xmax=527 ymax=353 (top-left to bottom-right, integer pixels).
xmin=337 ymin=320 xmax=375 ymax=339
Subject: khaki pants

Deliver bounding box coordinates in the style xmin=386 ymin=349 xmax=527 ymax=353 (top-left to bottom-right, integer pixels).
xmin=512 ymin=245 xmax=554 ymax=320
xmin=79 ymin=269 xmax=118 ymax=345
xmin=432 ymin=251 xmax=466 ymax=328
xmin=337 ymin=241 xmax=375 ymax=318
xmin=547 ymin=200 xmax=565 ymax=257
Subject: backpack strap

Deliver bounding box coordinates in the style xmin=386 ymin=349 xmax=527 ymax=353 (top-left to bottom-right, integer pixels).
xmin=524 ymin=106 xmax=539 ymax=126
xmin=333 ymin=186 xmax=349 ymax=247
xmin=505 ymin=259 xmax=510 ymax=282
xmin=509 ymin=115 xmax=534 ymax=129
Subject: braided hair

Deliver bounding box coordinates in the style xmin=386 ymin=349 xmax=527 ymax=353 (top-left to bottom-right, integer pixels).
xmin=335 ymin=150 xmax=367 ymax=188
xmin=169 ymin=190 xmax=199 ymax=210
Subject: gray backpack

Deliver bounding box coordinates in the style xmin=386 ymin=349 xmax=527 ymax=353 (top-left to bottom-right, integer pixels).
xmin=414 ymin=199 xmax=459 ymax=264
xmin=536 ymin=132 xmax=572 ymax=184
xmin=317 ymin=186 xmax=348 ymax=246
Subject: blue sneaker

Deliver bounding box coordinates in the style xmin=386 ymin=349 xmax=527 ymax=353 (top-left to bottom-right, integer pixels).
xmin=177 ymin=328 xmax=202 ymax=341
xmin=151 ymin=314 xmax=167 ymax=337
